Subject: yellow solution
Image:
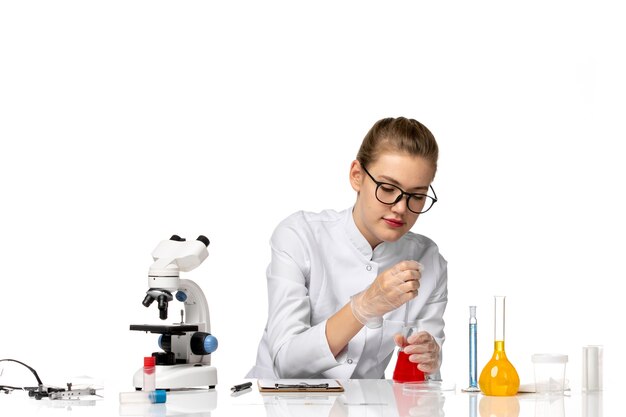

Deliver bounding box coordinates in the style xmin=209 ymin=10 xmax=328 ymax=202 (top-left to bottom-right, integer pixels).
xmin=479 ymin=340 xmax=520 ymax=396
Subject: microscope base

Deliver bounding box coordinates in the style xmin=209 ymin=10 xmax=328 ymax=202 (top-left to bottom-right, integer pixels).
xmin=133 ymin=364 xmax=217 ymax=390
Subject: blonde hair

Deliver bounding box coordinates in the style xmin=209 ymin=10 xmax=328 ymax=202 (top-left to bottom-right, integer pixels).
xmin=356 ymin=117 xmax=438 ymax=173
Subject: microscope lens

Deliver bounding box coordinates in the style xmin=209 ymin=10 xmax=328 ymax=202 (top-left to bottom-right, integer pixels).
xmin=142 ymin=294 xmax=154 ymax=307
xmin=157 ymin=295 xmax=169 ymax=320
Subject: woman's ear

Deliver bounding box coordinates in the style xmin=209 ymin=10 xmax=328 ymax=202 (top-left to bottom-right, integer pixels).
xmin=349 ymin=160 xmax=363 ymax=192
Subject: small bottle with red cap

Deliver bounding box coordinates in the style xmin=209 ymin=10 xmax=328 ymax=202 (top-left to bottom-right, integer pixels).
xmin=143 ymin=356 xmax=156 ymax=391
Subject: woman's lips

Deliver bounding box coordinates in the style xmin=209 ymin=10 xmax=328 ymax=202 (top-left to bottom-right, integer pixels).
xmin=383 ymin=218 xmax=405 ymax=228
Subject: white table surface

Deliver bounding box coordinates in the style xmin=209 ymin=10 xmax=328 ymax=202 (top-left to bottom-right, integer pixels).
xmin=0 ymin=379 xmax=610 ymax=417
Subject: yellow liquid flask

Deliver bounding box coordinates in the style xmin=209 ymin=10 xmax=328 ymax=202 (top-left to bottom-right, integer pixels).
xmin=479 ymin=295 xmax=519 ymax=396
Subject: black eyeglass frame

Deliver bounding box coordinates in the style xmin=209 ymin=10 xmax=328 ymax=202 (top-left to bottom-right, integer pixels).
xmin=362 ymin=165 xmax=438 ymax=214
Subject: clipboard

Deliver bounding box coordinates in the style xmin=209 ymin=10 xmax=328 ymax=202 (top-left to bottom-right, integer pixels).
xmin=257 ymin=379 xmax=344 ymax=393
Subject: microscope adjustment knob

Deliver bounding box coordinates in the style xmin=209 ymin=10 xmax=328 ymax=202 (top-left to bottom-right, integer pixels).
xmin=190 ymin=332 xmax=218 ymax=355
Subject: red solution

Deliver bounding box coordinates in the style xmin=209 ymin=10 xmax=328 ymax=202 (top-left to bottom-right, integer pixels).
xmin=392 ymin=351 xmax=425 ymax=383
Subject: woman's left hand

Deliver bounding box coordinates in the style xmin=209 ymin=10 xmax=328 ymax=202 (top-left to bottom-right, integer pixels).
xmin=394 ymin=331 xmax=441 ymax=374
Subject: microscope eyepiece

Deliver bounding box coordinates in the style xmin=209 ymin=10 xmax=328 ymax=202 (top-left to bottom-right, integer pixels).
xmin=196 ymin=235 xmax=210 ymax=247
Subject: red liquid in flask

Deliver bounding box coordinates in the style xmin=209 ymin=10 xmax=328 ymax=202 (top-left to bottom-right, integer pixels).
xmin=393 ymin=351 xmax=425 ymax=383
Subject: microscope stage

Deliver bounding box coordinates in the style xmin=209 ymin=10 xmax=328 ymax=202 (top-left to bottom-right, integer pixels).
xmin=130 ymin=324 xmax=199 ymax=335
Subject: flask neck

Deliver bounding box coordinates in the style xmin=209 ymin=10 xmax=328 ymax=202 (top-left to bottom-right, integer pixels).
xmin=490 ymin=340 xmax=509 ymax=360
xmin=493 ymin=296 xmax=506 ymax=342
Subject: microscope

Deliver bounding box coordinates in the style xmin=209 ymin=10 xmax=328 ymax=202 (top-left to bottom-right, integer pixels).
xmin=130 ymin=235 xmax=218 ymax=390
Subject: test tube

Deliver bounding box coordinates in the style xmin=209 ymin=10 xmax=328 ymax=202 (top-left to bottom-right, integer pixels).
xmin=119 ymin=390 xmax=167 ymax=404
xmin=582 ymin=345 xmax=603 ymax=392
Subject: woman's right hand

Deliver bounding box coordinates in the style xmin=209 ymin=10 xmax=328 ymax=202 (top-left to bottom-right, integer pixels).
xmin=350 ymin=260 xmax=422 ymax=328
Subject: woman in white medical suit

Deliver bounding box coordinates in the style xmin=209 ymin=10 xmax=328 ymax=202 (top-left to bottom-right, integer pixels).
xmin=247 ymin=117 xmax=447 ymax=379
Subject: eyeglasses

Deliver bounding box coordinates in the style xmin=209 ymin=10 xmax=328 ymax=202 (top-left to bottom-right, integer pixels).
xmin=362 ymin=165 xmax=438 ymax=214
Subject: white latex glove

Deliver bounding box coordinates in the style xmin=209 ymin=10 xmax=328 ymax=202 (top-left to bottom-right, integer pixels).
xmin=350 ymin=260 xmax=422 ymax=328
xmin=394 ymin=331 xmax=441 ymax=374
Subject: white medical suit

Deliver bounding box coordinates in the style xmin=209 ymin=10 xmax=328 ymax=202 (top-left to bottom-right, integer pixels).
xmin=247 ymin=207 xmax=448 ymax=379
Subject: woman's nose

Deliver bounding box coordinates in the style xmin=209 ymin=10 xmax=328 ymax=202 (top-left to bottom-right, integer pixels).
xmin=391 ymin=195 xmax=409 ymax=214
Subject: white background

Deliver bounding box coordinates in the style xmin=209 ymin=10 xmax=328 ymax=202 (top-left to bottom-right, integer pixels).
xmin=1 ymin=0 xmax=624 ymax=400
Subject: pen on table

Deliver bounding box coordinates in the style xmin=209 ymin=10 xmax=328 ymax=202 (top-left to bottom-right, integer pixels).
xmin=231 ymin=382 xmax=253 ymax=393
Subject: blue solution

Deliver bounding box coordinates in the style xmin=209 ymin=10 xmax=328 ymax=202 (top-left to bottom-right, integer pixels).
xmin=469 ymin=321 xmax=477 ymax=387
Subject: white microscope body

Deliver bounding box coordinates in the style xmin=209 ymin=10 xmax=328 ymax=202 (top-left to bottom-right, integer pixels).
xmin=130 ymin=235 xmax=218 ymax=390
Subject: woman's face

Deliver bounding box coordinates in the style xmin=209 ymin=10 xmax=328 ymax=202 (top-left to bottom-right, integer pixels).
xmin=350 ymin=152 xmax=436 ymax=248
